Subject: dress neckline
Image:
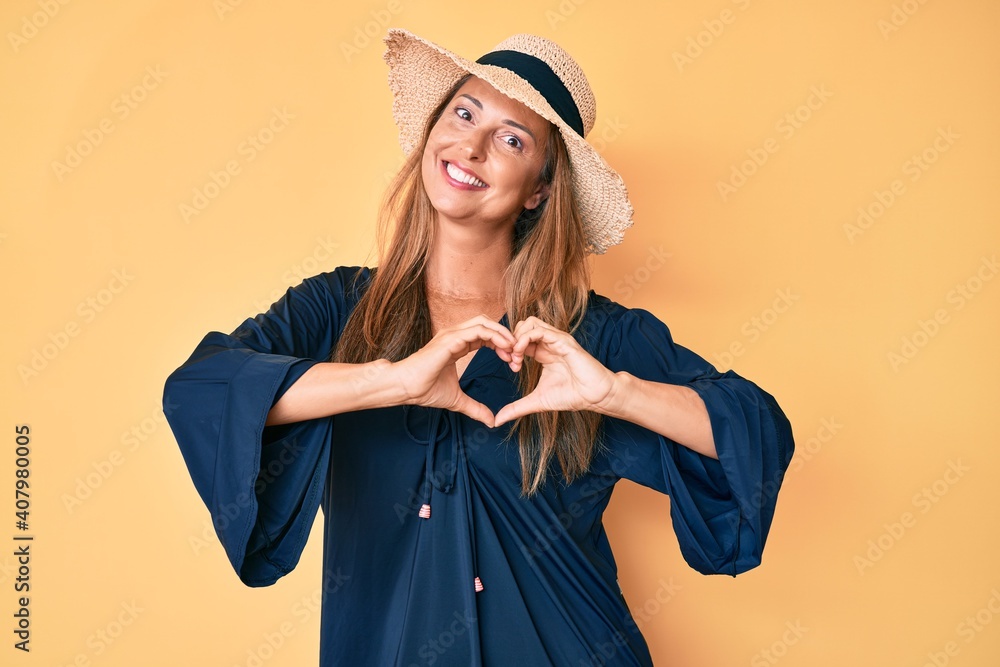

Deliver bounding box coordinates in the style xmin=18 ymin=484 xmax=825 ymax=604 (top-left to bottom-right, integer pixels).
xmin=458 ymin=311 xmax=510 ymax=385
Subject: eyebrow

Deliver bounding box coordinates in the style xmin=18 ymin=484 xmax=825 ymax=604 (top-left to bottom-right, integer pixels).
xmin=458 ymin=94 xmax=537 ymax=142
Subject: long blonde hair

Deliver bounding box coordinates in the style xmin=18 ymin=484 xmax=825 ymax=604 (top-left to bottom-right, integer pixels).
xmin=332 ymin=74 xmax=605 ymax=495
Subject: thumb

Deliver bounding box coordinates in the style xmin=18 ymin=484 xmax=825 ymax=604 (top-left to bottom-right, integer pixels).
xmin=494 ymin=394 xmax=539 ymax=428
xmin=454 ymin=393 xmax=496 ymax=429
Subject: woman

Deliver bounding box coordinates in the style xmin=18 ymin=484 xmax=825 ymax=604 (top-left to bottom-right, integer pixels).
xmin=163 ymin=28 xmax=795 ymax=666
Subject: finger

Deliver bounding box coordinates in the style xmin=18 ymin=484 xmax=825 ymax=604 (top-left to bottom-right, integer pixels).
xmin=510 ymin=318 xmax=531 ymax=339
xmin=453 ymin=393 xmax=496 ymax=429
xmin=446 ymin=324 xmax=516 ymax=362
xmin=453 ymin=315 xmax=516 ymax=345
xmin=510 ymin=323 xmax=576 ymax=372
xmin=494 ymin=394 xmax=541 ymax=427
xmin=511 ymin=315 xmax=555 ymax=338
xmin=510 ymin=317 xmax=560 ymax=363
xmin=475 ymin=323 xmax=517 ymax=355
xmin=508 ymin=341 xmax=538 ymax=373
xmin=509 ymin=332 xmax=546 ymax=371
xmin=510 ymin=317 xmax=532 ymax=339
xmin=512 ymin=325 xmax=554 ymax=358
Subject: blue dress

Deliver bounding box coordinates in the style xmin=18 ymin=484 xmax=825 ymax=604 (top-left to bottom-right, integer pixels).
xmin=162 ymin=265 xmax=794 ymax=666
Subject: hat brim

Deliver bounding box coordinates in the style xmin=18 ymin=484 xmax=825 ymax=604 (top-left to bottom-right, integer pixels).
xmin=383 ymin=28 xmax=634 ymax=255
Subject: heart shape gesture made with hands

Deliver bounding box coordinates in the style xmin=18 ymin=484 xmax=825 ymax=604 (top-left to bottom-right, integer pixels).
xmin=391 ymin=314 xmax=620 ymax=429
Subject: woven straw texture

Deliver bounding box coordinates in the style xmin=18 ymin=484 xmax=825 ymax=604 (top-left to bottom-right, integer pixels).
xmin=383 ymin=28 xmax=635 ymax=255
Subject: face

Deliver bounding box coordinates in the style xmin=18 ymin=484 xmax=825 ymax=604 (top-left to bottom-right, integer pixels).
xmin=421 ymin=76 xmax=552 ymax=232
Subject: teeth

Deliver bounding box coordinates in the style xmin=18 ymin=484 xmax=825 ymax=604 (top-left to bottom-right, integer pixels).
xmin=446 ymin=162 xmax=487 ymax=188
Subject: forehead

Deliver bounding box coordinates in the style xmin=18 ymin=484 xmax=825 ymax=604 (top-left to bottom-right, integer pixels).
xmin=452 ymin=76 xmax=550 ymax=134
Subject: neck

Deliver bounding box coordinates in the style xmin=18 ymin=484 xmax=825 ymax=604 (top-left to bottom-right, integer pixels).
xmin=424 ymin=216 xmax=513 ymax=299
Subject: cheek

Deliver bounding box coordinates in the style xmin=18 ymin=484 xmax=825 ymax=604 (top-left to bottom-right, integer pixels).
xmin=422 ymin=130 xmax=445 ymax=163
xmin=427 ymin=122 xmax=455 ymax=146
xmin=419 ymin=146 xmax=429 ymax=170
xmin=516 ymin=161 xmax=545 ymax=195
xmin=420 ymin=154 xmax=436 ymax=191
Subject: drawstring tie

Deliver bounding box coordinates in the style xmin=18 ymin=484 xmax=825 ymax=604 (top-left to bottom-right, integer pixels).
xmin=402 ymin=404 xmax=484 ymax=593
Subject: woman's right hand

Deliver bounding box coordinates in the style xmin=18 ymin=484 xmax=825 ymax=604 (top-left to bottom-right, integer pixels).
xmin=390 ymin=315 xmax=516 ymax=428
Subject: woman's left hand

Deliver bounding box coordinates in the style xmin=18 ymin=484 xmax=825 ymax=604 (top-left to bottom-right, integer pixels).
xmin=493 ymin=316 xmax=619 ymax=427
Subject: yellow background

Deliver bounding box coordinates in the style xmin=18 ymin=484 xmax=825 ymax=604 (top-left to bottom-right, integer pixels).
xmin=3 ymin=0 xmax=999 ymax=664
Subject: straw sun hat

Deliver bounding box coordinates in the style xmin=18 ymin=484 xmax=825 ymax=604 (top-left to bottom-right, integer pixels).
xmin=382 ymin=27 xmax=635 ymax=256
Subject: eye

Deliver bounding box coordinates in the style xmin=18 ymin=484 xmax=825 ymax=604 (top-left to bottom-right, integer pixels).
xmin=503 ymin=135 xmax=524 ymax=150
xmin=455 ymin=106 xmax=473 ymax=121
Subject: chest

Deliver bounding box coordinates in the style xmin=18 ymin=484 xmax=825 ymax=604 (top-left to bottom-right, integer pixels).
xmin=427 ymin=296 xmax=506 ymax=379
xmin=331 ymin=402 xmax=616 ymax=513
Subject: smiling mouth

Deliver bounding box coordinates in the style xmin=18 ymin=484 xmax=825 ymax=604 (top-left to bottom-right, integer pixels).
xmin=443 ymin=161 xmax=488 ymax=189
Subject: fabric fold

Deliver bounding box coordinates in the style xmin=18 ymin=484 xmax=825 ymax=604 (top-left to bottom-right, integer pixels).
xmin=595 ymin=302 xmax=795 ymax=577
xmin=163 ymin=266 xmax=371 ymax=586
xmin=163 ymin=267 xmax=795 ymax=665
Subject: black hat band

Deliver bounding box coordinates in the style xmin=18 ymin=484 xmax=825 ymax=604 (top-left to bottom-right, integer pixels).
xmin=475 ymin=50 xmax=585 ymax=137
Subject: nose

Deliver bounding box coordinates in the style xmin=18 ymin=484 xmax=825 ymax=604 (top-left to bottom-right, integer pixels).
xmin=461 ymin=127 xmax=489 ymax=161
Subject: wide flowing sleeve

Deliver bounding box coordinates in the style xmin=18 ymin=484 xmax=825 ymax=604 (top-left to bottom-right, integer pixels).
xmin=162 ymin=265 xmax=372 ymax=587
xmin=596 ymin=303 xmax=795 ymax=577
